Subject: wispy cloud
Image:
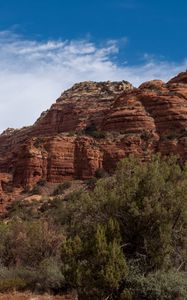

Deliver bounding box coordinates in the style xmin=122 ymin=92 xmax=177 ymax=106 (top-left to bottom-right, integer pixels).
xmin=0 ymin=30 xmax=186 ymax=132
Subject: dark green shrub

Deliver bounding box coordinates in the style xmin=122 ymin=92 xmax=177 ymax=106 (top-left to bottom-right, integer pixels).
xmin=4 ymin=200 xmax=40 ymax=221
xmin=85 ymin=123 xmax=106 ymax=139
xmin=37 ymin=258 xmax=65 ymax=292
xmin=95 ymin=168 xmax=108 ymax=178
xmin=84 ymin=123 xmax=97 ymax=135
xmin=62 ymin=155 xmax=187 ymax=299
xmin=33 ymin=137 xmax=44 ymax=148
xmin=85 ymin=177 xmax=97 ymax=189
xmin=30 ymin=184 xmax=41 ymax=195
xmin=62 ymin=219 xmax=128 ymax=299
xmin=120 ymin=289 xmax=133 ymax=300
xmin=52 ymin=181 xmax=71 ymax=196
xmin=37 ymin=178 xmax=46 ymax=186
xmin=0 ymin=155 xmax=186 ymax=298
xmin=90 ymin=130 xmax=106 ymax=139
xmin=22 ymin=185 xmax=30 ymax=194
xmin=141 ymin=130 xmax=153 ymax=141
xmin=125 ymin=270 xmax=187 ymax=300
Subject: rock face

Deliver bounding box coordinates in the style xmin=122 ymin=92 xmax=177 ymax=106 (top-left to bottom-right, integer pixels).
xmin=0 ymin=73 xmax=187 ymax=208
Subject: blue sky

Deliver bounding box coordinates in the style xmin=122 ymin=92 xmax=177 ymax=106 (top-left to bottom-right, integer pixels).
xmin=0 ymin=0 xmax=186 ymax=131
xmin=0 ymin=0 xmax=186 ymax=63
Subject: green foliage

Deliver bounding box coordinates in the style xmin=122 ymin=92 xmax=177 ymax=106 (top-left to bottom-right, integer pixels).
xmin=62 ymin=219 xmax=128 ymax=299
xmin=89 ymin=130 xmax=106 ymax=139
xmin=113 ymin=155 xmax=187 ymax=270
xmin=0 ymin=260 xmax=64 ymax=293
xmin=120 ymin=289 xmax=133 ymax=300
xmin=95 ymin=168 xmax=108 ymax=179
xmin=52 ymin=181 xmax=71 ymax=196
xmin=40 ymin=197 xmax=66 ymax=225
xmin=37 ymin=178 xmax=46 ymax=186
xmin=36 ymin=258 xmax=65 ymax=292
xmin=125 ymin=269 xmax=187 ymax=300
xmin=85 ymin=177 xmax=97 ymax=189
xmin=140 ymin=130 xmax=153 ymax=141
xmin=0 ymin=220 xmax=64 ymax=268
xmin=62 ymin=155 xmax=187 ymax=298
xmin=3 ymin=199 xmax=40 ymax=221
xmin=33 ymin=137 xmax=45 ymax=148
xmin=84 ymin=123 xmax=106 ymax=139
xmin=30 ymin=184 xmax=41 ymax=195
xmin=0 ymin=155 xmax=187 ymax=298
xmin=68 ymin=130 xmax=75 ymax=136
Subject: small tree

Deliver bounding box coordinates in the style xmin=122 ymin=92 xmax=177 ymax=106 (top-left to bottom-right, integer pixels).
xmin=62 ymin=219 xmax=128 ymax=299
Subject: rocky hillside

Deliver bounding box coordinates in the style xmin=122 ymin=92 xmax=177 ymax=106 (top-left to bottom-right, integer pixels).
xmin=0 ymin=71 xmax=187 ymax=209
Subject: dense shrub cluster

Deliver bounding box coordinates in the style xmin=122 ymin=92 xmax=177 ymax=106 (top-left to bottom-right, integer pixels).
xmin=0 ymin=155 xmax=186 ymax=299
xmin=52 ymin=181 xmax=71 ymax=196
xmin=0 ymin=220 xmax=64 ymax=293
xmin=84 ymin=123 xmax=106 ymax=139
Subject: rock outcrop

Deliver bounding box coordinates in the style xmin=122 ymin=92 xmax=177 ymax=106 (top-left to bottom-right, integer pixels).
xmin=0 ymin=72 xmax=187 ymax=208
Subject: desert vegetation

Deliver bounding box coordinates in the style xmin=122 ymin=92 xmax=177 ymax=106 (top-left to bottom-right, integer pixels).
xmin=0 ymin=155 xmax=186 ymax=299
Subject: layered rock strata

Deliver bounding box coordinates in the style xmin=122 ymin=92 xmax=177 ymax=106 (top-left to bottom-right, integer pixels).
xmin=0 ymin=73 xmax=187 ymax=207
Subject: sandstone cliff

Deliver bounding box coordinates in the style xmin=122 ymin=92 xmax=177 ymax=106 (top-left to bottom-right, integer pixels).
xmin=0 ymin=72 xmax=187 ymax=209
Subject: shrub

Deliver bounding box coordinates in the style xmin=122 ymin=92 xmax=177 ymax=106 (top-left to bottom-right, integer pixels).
xmin=37 ymin=258 xmax=65 ymax=292
xmin=3 ymin=200 xmax=40 ymax=221
xmin=0 ymin=220 xmax=64 ymax=268
xmin=62 ymin=219 xmax=128 ymax=299
xmin=37 ymin=178 xmax=46 ymax=186
xmin=140 ymin=130 xmax=153 ymax=141
xmin=30 ymin=184 xmax=41 ymax=195
xmin=84 ymin=124 xmax=106 ymax=139
xmin=68 ymin=131 xmax=75 ymax=136
xmin=95 ymin=168 xmax=108 ymax=179
xmin=85 ymin=177 xmax=97 ymax=189
xmin=0 ymin=278 xmax=26 ymax=292
xmin=0 ymin=261 xmax=65 ymax=293
xmin=52 ymin=181 xmax=71 ymax=196
xmin=62 ymin=155 xmax=187 ymax=298
xmin=0 ymin=155 xmax=186 ymax=298
xmin=120 ymin=289 xmax=133 ymax=300
xmin=90 ymin=130 xmax=106 ymax=139
xmin=125 ymin=270 xmax=187 ymax=300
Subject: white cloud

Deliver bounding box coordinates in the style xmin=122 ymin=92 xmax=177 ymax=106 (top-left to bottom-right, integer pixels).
xmin=0 ymin=30 xmax=186 ymax=132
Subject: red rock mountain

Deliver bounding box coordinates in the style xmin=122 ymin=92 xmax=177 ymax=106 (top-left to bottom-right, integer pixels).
xmin=0 ymin=71 xmax=187 ymax=207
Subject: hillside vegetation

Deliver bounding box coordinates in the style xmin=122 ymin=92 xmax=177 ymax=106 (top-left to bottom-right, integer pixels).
xmin=0 ymin=155 xmax=186 ymax=299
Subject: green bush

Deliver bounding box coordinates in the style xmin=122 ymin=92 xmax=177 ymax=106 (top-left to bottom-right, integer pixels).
xmin=84 ymin=124 xmax=106 ymax=139
xmin=0 ymin=155 xmax=186 ymax=298
xmin=62 ymin=155 xmax=187 ymax=299
xmin=62 ymin=219 xmax=128 ymax=299
xmin=37 ymin=178 xmax=46 ymax=186
xmin=30 ymin=184 xmax=41 ymax=195
xmin=0 ymin=220 xmax=63 ymax=268
xmin=0 ymin=261 xmax=65 ymax=293
xmin=95 ymin=168 xmax=108 ymax=178
xmin=120 ymin=289 xmax=133 ymax=300
xmin=85 ymin=177 xmax=97 ymax=189
xmin=90 ymin=130 xmax=106 ymax=139
xmin=52 ymin=181 xmax=71 ymax=196
xmin=125 ymin=270 xmax=187 ymax=300
xmin=3 ymin=200 xmax=40 ymax=221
